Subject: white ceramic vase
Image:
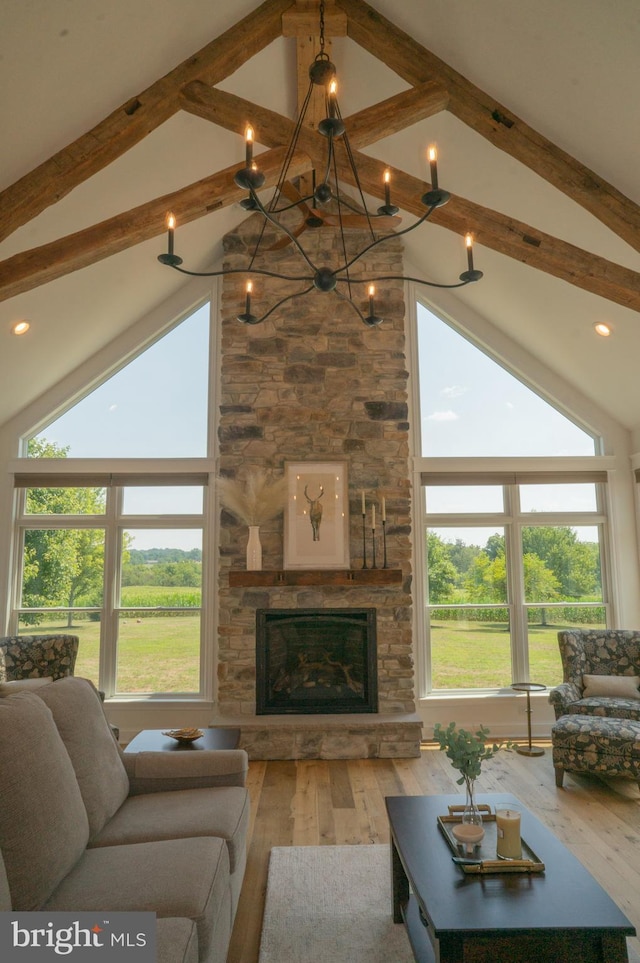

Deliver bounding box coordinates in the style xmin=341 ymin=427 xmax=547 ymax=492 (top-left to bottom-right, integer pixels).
xmin=246 ymin=525 xmax=262 ymax=571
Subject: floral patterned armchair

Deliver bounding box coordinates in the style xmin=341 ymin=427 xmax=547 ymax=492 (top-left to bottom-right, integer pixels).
xmin=0 ymin=635 xmax=79 ymax=683
xmin=549 ymin=630 xmax=640 ymax=721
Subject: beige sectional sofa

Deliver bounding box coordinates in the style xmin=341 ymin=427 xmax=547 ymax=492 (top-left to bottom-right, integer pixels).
xmin=0 ymin=677 xmax=249 ymax=963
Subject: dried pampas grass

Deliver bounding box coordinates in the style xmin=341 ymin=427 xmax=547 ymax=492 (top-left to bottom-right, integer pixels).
xmin=218 ymin=470 xmax=287 ymax=526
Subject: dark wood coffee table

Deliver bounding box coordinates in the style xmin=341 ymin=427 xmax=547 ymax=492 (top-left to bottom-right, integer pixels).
xmin=386 ymin=792 xmax=635 ymax=963
xmin=124 ymin=728 xmax=240 ymax=752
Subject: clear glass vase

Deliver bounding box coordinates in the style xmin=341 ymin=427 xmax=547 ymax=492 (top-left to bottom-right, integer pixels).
xmin=461 ymin=777 xmax=483 ymax=828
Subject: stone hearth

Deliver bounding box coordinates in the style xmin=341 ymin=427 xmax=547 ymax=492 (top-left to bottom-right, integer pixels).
xmin=214 ymin=214 xmax=422 ymax=758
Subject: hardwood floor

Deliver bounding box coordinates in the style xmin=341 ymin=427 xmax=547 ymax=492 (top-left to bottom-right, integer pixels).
xmin=227 ymin=743 xmax=640 ymax=963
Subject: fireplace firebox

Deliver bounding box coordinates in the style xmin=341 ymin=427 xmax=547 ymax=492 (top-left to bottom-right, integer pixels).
xmin=256 ymin=608 xmax=378 ymax=715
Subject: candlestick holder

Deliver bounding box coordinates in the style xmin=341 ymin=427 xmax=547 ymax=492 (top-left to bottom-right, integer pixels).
xmin=382 ymin=519 xmax=388 ymax=568
xmin=371 ymin=527 xmax=377 ymax=569
xmin=361 ymin=513 xmax=368 ymax=569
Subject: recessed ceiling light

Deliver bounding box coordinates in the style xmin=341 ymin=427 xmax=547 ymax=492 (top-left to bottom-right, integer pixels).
xmin=11 ymin=320 xmax=30 ymax=336
xmin=593 ymin=322 xmax=612 ymax=337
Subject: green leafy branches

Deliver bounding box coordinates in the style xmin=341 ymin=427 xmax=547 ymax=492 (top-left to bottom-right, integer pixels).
xmin=433 ymin=721 xmax=512 ymax=785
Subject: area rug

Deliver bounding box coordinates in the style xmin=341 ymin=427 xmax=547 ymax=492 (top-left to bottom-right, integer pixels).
xmin=258 ymin=844 xmax=640 ymax=963
xmin=258 ymin=844 xmax=413 ymax=963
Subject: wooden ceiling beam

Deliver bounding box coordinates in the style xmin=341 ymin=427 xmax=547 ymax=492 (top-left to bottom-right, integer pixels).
xmin=344 ymin=81 xmax=449 ymax=147
xmin=0 ymin=0 xmax=293 ymax=245
xmin=282 ymin=0 xmax=347 ymax=37
xmin=339 ymin=154 xmax=640 ymax=313
xmin=337 ymin=0 xmax=640 ymax=254
xmin=178 ymin=85 xmax=640 ymax=313
xmin=0 ymin=148 xmax=310 ymax=304
xmin=180 ymin=78 xmax=448 ymax=150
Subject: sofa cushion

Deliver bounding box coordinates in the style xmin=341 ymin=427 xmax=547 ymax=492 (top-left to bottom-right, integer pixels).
xmin=43 ymin=837 xmax=231 ymax=963
xmin=0 ymin=691 xmax=89 ymax=910
xmin=89 ymin=786 xmax=249 ymax=874
xmin=157 ymin=919 xmax=199 ymax=963
xmin=0 ymin=850 xmax=11 ymax=911
xmin=563 ymin=696 xmax=640 ymax=721
xmin=582 ymin=673 xmax=640 ymax=700
xmin=0 ymin=677 xmax=53 ymax=696
xmin=36 ymin=677 xmax=130 ymax=840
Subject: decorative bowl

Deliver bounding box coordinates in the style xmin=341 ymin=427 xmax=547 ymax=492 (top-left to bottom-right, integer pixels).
xmin=162 ymin=727 xmax=204 ymax=744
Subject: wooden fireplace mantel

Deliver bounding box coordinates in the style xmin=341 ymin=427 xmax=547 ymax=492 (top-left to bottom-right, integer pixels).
xmin=228 ymin=569 xmax=403 ymax=587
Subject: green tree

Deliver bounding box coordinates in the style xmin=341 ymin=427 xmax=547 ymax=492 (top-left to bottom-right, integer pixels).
xmin=464 ymin=546 xmax=560 ymax=606
xmin=426 ymin=532 xmax=459 ymax=603
xmin=484 ymin=533 xmax=505 ymax=561
xmin=522 ymin=553 xmax=560 ymax=602
xmin=464 ymin=552 xmax=507 ymax=603
xmin=447 ymin=539 xmax=480 ymax=577
xmin=522 ymin=526 xmax=599 ymax=598
xmin=22 ymin=438 xmax=106 ymax=626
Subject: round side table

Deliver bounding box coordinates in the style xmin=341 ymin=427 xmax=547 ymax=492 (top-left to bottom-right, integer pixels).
xmin=511 ymin=682 xmax=546 ymax=756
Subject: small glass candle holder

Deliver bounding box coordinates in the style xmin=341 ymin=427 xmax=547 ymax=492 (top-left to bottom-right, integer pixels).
xmin=452 ymin=822 xmax=485 ymax=857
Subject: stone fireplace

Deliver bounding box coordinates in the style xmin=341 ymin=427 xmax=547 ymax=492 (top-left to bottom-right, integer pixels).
xmin=256 ymin=608 xmax=378 ymax=715
xmin=213 ymin=213 xmax=422 ymax=758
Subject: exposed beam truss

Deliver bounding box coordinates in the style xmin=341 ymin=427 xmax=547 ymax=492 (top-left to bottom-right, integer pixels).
xmin=1 ymin=0 xmax=639 ymax=313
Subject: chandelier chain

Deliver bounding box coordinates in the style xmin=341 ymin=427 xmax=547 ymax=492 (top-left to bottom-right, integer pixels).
xmin=156 ymin=6 xmax=484 ymax=326
xmin=319 ymin=1 xmax=326 ymax=55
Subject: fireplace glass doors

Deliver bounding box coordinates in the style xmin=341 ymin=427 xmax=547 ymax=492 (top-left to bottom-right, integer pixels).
xmin=256 ymin=608 xmax=378 ymax=714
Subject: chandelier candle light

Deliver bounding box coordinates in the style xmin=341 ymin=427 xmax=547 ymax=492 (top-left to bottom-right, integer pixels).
xmin=157 ymin=4 xmax=483 ymax=327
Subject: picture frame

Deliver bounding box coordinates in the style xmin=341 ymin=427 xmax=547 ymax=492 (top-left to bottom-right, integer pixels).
xmin=284 ymin=461 xmax=350 ymax=569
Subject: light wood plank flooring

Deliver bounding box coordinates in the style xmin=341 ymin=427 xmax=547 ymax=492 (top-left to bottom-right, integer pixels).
xmin=227 ymin=743 xmax=640 ymax=963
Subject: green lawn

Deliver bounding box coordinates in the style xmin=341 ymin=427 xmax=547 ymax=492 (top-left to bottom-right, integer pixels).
xmin=430 ymin=619 xmax=601 ymax=689
xmin=21 ymin=602 xmax=593 ymax=694
xmin=19 ymin=614 xmax=200 ymax=694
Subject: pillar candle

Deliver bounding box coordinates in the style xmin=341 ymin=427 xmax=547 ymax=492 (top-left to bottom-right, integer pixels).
xmin=496 ymin=806 xmax=521 ymax=859
xmin=384 ymin=170 xmax=391 ymax=207
xmin=361 ymin=490 xmax=365 ymax=514
xmin=245 ymin=126 xmax=254 ymax=166
xmin=381 ymin=497 xmax=386 ymax=521
xmin=428 ymin=145 xmax=439 ymax=190
xmin=371 ymin=505 xmax=376 ymax=529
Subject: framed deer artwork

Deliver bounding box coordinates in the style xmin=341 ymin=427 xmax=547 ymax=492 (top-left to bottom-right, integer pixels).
xmin=283 ymin=461 xmax=350 ymax=569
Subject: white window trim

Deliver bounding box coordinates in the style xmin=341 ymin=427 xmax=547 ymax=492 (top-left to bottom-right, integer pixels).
xmin=420 ymin=469 xmax=611 ymax=693
xmin=405 ymin=283 xmax=628 ymax=716
xmin=10 ymin=465 xmax=215 ymax=702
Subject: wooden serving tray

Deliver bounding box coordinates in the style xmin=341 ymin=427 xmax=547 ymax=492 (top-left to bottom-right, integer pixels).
xmin=438 ymin=804 xmax=546 ymax=874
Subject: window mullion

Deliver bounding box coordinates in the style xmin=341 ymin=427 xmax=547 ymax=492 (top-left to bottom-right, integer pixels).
xmin=100 ymin=486 xmax=121 ymax=698
xmin=506 ymin=485 xmax=529 ymax=683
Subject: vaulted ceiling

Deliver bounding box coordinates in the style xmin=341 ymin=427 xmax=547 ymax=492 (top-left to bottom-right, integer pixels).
xmin=2 ymin=0 xmax=640 ymax=440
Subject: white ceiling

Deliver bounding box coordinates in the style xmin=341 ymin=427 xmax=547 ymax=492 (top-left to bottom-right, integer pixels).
xmin=2 ymin=0 xmax=640 ymax=440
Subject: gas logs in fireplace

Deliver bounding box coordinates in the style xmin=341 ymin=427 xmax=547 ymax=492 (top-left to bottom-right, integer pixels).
xmin=256 ymin=608 xmax=378 ymax=715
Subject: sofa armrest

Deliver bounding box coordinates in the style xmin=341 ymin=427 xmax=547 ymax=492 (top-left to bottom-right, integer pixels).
xmin=548 ymin=681 xmax=582 ymax=719
xmin=123 ymin=748 xmax=248 ymax=795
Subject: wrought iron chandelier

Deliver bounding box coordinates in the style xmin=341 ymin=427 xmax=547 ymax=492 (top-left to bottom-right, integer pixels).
xmin=157 ymin=3 xmax=483 ymax=327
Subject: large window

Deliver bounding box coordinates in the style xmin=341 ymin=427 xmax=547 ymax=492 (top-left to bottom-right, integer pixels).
xmin=10 ymin=302 xmax=212 ymax=699
xmin=425 ymin=478 xmax=607 ymax=691
xmin=14 ymin=477 xmax=206 ymax=697
xmin=416 ymin=302 xmax=609 ymax=693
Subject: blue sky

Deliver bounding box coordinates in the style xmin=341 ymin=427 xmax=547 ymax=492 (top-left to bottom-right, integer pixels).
xmin=34 ymin=304 xmax=209 ymax=550
xmin=33 ymin=301 xmax=598 ymax=551
xmin=417 ymin=303 xmax=595 ymax=458
xmin=38 ymin=304 xmax=210 ymax=459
